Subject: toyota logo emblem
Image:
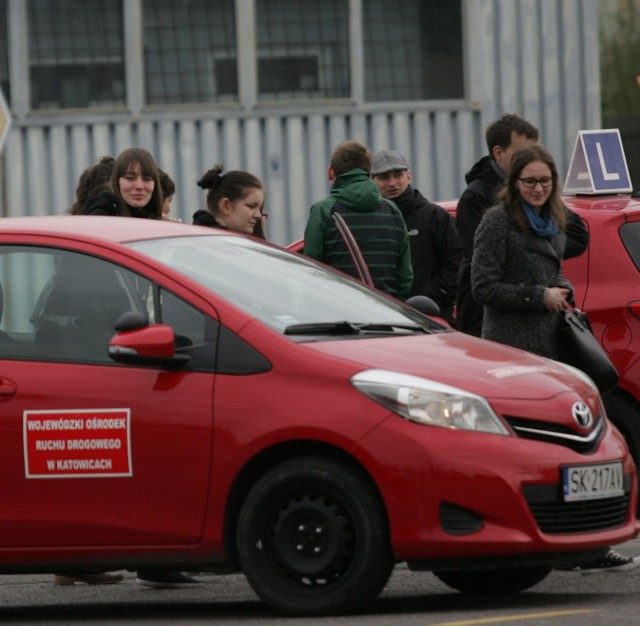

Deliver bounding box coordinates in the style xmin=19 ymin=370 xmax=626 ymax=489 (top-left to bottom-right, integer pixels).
xmin=572 ymin=402 xmax=593 ymax=428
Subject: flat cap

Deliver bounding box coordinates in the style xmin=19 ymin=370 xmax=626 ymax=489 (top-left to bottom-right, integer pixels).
xmin=370 ymin=150 xmax=409 ymax=175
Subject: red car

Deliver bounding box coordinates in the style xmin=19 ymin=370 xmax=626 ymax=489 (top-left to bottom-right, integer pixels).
xmin=0 ymin=216 xmax=637 ymax=616
xmin=439 ymin=195 xmax=640 ymax=488
xmin=561 ymin=195 xmax=640 ymax=474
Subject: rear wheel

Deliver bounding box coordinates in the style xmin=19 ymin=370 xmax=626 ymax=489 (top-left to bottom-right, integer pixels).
xmin=433 ymin=566 xmax=551 ymax=594
xmin=236 ymin=456 xmax=394 ymax=616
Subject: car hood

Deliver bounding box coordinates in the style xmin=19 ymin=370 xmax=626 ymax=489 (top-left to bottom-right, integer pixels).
xmin=303 ymin=330 xmax=592 ymax=401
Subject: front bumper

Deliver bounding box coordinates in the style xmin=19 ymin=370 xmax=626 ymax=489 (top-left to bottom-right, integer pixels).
xmin=356 ymin=408 xmax=638 ymax=565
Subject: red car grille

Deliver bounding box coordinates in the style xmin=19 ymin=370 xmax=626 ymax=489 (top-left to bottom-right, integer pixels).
xmin=523 ymin=480 xmax=631 ymax=534
xmin=505 ymin=415 xmax=604 ymax=455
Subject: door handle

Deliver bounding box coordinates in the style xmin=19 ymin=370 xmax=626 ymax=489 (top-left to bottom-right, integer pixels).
xmin=0 ymin=379 xmax=17 ymax=397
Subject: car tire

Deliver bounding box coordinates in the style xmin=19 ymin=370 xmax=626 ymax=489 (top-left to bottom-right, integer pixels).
xmin=236 ymin=456 xmax=394 ymax=616
xmin=433 ymin=566 xmax=551 ymax=594
xmin=603 ymin=393 xmax=640 ymax=514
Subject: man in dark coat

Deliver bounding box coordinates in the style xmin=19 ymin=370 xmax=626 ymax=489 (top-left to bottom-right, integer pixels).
xmin=371 ymin=150 xmax=462 ymax=324
xmin=456 ymin=114 xmax=589 ymax=336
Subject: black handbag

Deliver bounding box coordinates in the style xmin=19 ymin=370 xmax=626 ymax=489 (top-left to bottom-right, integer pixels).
xmin=557 ymin=308 xmax=619 ymax=396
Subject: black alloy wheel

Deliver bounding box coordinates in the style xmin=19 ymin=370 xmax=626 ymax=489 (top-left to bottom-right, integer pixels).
xmin=236 ymin=456 xmax=394 ymax=616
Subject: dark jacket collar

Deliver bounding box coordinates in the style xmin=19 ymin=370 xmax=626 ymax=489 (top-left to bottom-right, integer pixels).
xmin=192 ymin=209 xmax=228 ymax=229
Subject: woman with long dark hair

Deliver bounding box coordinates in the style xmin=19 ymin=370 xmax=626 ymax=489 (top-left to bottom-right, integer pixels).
xmin=107 ymin=148 xmax=163 ymax=218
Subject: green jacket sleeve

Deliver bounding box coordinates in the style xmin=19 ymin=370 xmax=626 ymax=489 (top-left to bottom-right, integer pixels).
xmin=303 ymin=202 xmax=329 ymax=261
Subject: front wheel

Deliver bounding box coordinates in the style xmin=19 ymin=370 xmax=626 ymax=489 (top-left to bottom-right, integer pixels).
xmin=236 ymin=456 xmax=394 ymax=616
xmin=433 ymin=566 xmax=551 ymax=594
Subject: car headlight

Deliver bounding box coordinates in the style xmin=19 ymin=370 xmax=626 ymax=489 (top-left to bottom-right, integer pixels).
xmin=352 ymin=369 xmax=509 ymax=435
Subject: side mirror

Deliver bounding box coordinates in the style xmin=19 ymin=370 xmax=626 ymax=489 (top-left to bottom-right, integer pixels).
xmin=115 ymin=310 xmax=150 ymax=332
xmin=109 ymin=323 xmax=190 ymax=369
xmin=405 ymin=295 xmax=442 ymax=317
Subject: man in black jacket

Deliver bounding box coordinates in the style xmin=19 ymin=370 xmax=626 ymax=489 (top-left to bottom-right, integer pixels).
xmin=456 ymin=114 xmax=589 ymax=336
xmin=371 ymin=150 xmax=462 ymax=324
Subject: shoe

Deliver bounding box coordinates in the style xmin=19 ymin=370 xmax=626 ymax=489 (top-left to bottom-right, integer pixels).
xmin=53 ymin=572 xmax=124 ymax=585
xmin=579 ymin=549 xmax=640 ymax=574
xmin=136 ymin=571 xmax=201 ymax=589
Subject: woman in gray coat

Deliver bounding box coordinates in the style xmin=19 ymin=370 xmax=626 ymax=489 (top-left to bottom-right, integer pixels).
xmin=471 ymin=144 xmax=572 ymax=360
xmin=473 ymin=143 xmax=639 ymax=574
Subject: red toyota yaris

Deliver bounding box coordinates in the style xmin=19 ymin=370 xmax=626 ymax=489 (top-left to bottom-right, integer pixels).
xmin=438 ymin=194 xmax=640 ymax=491
xmin=561 ymin=195 xmax=640 ymax=471
xmin=0 ymin=216 xmax=636 ymax=616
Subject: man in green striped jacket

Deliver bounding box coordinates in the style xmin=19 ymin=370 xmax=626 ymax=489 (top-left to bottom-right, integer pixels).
xmin=303 ymin=140 xmax=413 ymax=301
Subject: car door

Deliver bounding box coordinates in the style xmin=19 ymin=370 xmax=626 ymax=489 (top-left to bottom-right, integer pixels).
xmin=0 ymin=245 xmax=214 ymax=548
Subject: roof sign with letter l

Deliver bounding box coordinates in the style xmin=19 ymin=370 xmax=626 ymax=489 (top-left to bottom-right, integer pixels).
xmin=563 ymin=129 xmax=632 ymax=195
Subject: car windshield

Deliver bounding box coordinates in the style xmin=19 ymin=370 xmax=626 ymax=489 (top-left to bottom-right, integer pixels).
xmin=129 ymin=235 xmax=446 ymax=338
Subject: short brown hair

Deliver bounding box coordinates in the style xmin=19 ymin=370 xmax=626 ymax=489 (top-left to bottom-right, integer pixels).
xmin=486 ymin=114 xmax=539 ymax=153
xmin=330 ymin=141 xmax=372 ymax=178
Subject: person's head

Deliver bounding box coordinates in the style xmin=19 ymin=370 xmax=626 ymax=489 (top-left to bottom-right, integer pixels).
xmin=158 ymin=169 xmax=176 ymax=216
xmin=197 ymin=164 xmax=264 ymax=235
xmin=110 ymin=148 xmax=163 ymax=219
xmin=370 ymin=150 xmax=412 ymax=199
xmin=69 ymin=156 xmax=115 ymax=214
xmin=328 ymin=141 xmax=372 ymax=181
xmin=486 ymin=114 xmax=539 ymax=174
xmin=497 ymin=143 xmax=566 ymax=231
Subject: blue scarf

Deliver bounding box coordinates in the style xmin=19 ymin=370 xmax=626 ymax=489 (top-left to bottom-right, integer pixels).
xmin=520 ymin=199 xmax=559 ymax=238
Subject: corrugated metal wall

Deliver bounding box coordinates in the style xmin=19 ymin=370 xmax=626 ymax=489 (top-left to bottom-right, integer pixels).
xmin=1 ymin=0 xmax=600 ymax=246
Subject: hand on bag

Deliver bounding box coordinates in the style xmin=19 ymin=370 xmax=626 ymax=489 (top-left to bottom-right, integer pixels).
xmin=543 ymin=287 xmax=570 ymax=313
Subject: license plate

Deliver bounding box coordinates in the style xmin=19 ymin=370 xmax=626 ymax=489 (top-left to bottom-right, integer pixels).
xmin=562 ymin=462 xmax=624 ymax=502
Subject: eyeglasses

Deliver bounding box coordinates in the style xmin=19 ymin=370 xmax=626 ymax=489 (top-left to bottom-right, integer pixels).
xmin=518 ymin=177 xmax=553 ymax=189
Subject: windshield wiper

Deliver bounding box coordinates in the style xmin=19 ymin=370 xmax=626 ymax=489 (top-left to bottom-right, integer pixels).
xmin=284 ymin=321 xmax=425 ymax=336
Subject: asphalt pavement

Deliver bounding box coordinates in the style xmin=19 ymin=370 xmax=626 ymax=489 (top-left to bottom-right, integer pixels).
xmin=1 ymin=537 xmax=640 ymax=625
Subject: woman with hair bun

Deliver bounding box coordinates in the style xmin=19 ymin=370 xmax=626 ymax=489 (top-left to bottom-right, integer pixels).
xmin=193 ymin=164 xmax=265 ymax=237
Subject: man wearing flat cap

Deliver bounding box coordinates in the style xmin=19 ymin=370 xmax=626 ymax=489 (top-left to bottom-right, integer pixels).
xmin=371 ymin=149 xmax=462 ymax=324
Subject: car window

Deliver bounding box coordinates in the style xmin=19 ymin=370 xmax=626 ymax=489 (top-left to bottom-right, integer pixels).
xmin=158 ymin=287 xmax=219 ymax=372
xmin=129 ymin=235 xmax=445 ymax=337
xmin=620 ymin=223 xmax=640 ymax=272
xmin=0 ymin=245 xmax=261 ymax=374
xmin=1 ymin=248 xmax=57 ymax=338
xmin=160 ymin=289 xmax=206 ymax=346
xmin=0 ymin=247 xmax=149 ymax=363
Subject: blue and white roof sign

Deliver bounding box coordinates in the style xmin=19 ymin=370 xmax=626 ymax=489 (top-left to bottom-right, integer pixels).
xmin=563 ymin=129 xmax=632 ymax=194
